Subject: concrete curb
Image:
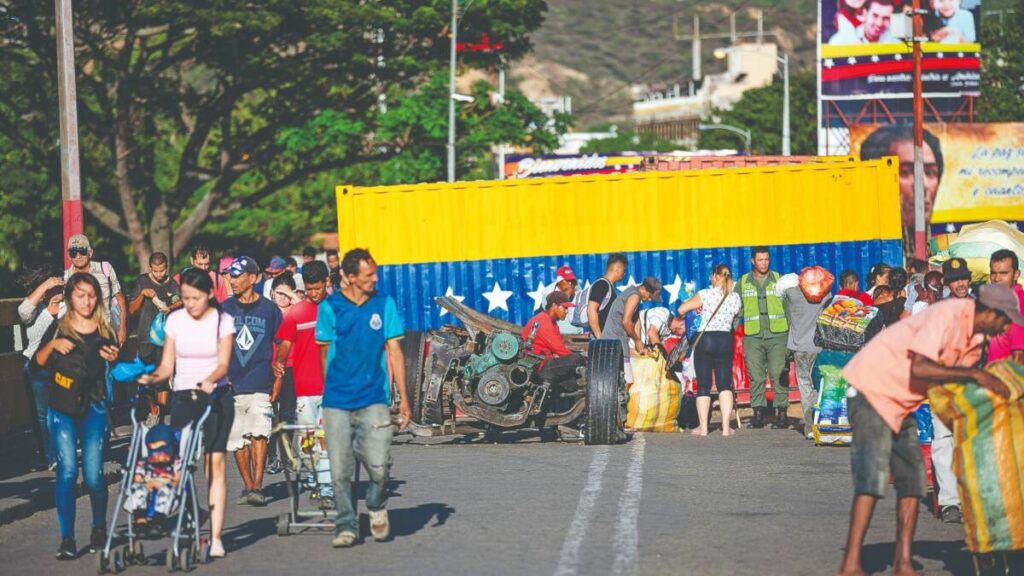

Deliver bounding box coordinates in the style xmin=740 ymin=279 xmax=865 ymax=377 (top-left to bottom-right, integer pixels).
xmin=0 ymin=463 xmax=123 ymax=527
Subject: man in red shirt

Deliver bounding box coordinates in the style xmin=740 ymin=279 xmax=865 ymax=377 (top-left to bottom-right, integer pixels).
xmin=837 ymin=269 xmax=873 ymax=306
xmin=273 ymin=261 xmax=334 ymax=508
xmin=523 ymin=291 xmax=584 ymax=388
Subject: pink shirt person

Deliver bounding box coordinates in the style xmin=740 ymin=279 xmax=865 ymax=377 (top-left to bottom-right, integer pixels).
xmin=987 ymin=284 xmax=1024 ymax=363
xmin=163 ymin=309 xmax=235 ymax=391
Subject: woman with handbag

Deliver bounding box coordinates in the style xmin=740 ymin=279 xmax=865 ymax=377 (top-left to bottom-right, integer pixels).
xmin=138 ymin=267 xmax=235 ymax=558
xmin=677 ymin=264 xmax=742 ymax=436
xmin=34 ymin=273 xmax=120 ymax=559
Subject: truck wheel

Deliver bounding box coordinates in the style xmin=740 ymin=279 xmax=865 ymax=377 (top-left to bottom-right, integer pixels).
xmin=584 ymin=340 xmax=626 ymax=445
xmin=399 ymin=331 xmax=426 ymax=421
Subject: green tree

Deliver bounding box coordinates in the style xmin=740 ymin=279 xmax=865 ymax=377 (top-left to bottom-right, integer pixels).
xmin=978 ymin=3 xmax=1024 ymax=122
xmin=0 ymin=0 xmax=554 ymax=280
xmin=579 ymin=130 xmax=679 ymax=154
xmin=697 ymin=70 xmax=817 ymax=155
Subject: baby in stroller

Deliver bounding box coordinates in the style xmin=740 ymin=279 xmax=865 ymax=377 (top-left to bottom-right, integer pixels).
xmin=124 ymin=424 xmax=182 ymax=537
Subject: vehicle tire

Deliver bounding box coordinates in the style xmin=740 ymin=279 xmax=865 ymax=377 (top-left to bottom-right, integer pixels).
xmin=276 ymin=512 xmax=291 ymax=536
xmin=399 ymin=331 xmax=426 ymax=421
xmin=584 ymin=340 xmax=625 ymax=446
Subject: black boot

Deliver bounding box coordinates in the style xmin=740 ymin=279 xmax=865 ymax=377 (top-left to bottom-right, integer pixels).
xmin=771 ymin=406 xmax=790 ymax=429
xmin=746 ymin=407 xmax=765 ymax=429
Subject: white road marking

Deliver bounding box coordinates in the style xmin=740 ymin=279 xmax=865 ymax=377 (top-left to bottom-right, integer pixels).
xmin=612 ymin=434 xmax=646 ymax=576
xmin=553 ymin=446 xmax=611 ymax=576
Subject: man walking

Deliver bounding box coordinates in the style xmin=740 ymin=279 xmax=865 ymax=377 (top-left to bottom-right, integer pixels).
xmin=128 ymin=252 xmax=181 ymax=367
xmin=780 ymin=277 xmax=828 ymax=438
xmin=275 ymin=261 xmax=333 ymax=508
xmin=64 ymin=234 xmax=127 ymax=346
xmin=315 ymin=248 xmax=412 ymax=548
xmin=987 ymin=249 xmax=1024 ymax=364
xmin=738 ymin=247 xmax=790 ymax=429
xmin=837 ymin=286 xmax=1018 ymax=576
xmin=602 ymin=276 xmax=663 ymax=386
xmin=587 ymin=254 xmax=627 ymax=338
xmin=222 ymin=256 xmax=283 ymax=507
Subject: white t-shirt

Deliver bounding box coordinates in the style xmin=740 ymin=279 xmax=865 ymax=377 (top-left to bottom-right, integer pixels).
xmin=164 ymin=308 xmax=235 ymax=391
xmin=696 ymin=287 xmax=742 ymax=332
xmin=639 ymin=307 xmax=672 ymax=346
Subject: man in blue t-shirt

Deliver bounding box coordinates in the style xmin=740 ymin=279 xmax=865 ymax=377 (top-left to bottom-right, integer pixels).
xmin=315 ymin=248 xmax=411 ymax=548
xmin=221 ymin=256 xmax=283 ymax=507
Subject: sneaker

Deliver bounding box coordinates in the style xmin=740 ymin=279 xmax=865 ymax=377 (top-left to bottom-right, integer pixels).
xmin=56 ymin=538 xmax=76 ymax=560
xmin=369 ymin=509 xmax=390 ymax=541
xmin=236 ymin=489 xmax=251 ymax=505
xmin=89 ymin=527 xmax=107 ymax=553
xmin=941 ymin=505 xmax=963 ymax=524
xmin=209 ymin=539 xmax=226 ymax=558
xmin=331 ymin=530 xmax=358 ymax=548
xmin=266 ymin=458 xmax=283 ymax=475
xmin=318 ymin=496 xmax=336 ymax=511
xmin=246 ymin=489 xmax=267 ymax=507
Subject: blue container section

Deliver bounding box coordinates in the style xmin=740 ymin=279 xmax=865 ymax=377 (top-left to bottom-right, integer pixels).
xmin=379 ymin=240 xmax=904 ymax=333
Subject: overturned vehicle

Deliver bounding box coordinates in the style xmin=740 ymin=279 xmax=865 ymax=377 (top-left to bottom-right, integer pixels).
xmin=400 ymin=296 xmax=628 ymax=445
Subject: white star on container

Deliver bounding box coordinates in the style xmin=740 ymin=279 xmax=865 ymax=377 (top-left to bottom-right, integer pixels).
xmin=482 ymin=281 xmax=514 ymax=312
xmin=894 ymin=53 xmax=903 ymax=61
xmin=526 ymin=280 xmax=547 ymax=311
xmin=617 ymin=275 xmax=638 ymax=292
xmin=870 ymin=55 xmax=880 ymax=63
xmin=824 ymin=58 xmax=835 ymax=68
xmin=847 ymin=57 xmax=857 ymax=65
xmin=664 ymin=274 xmax=683 ymax=304
xmin=937 ymin=52 xmax=945 ymax=59
xmin=439 ymin=286 xmax=465 ymax=317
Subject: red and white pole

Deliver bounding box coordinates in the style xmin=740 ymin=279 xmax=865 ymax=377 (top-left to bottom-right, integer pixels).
xmin=911 ymin=0 xmax=927 ymax=261
xmin=55 ymin=0 xmax=83 ymax=268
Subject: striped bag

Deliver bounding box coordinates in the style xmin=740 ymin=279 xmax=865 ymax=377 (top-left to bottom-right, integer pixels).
xmin=928 ymin=360 xmax=1024 ymax=554
xmin=626 ymin=355 xmax=681 ymax=433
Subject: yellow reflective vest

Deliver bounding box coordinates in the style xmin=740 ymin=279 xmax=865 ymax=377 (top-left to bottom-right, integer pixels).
xmin=739 ymin=271 xmax=789 ymax=335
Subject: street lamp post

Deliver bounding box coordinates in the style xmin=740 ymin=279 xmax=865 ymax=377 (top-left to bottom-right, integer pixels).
xmin=447 ymin=0 xmax=458 ymax=183
xmin=698 ymin=123 xmax=751 ymax=153
xmin=714 ymin=47 xmax=790 ymax=156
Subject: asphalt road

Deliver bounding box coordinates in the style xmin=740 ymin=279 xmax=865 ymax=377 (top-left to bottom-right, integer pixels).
xmin=0 ymin=428 xmax=971 ymax=576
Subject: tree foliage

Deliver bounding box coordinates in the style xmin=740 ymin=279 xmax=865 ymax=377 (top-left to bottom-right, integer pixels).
xmin=579 ymin=130 xmax=680 ymax=154
xmin=0 ymin=0 xmax=557 ymax=289
xmin=978 ymin=2 xmax=1024 ymax=122
xmin=697 ymin=70 xmax=817 ymax=155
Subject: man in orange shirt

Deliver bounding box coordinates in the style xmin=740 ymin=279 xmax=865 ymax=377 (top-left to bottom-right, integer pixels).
xmin=836 ymin=284 xmax=1021 ymax=576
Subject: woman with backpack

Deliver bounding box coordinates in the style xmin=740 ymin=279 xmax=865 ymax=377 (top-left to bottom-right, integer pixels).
xmin=676 ymin=264 xmax=742 ymax=436
xmin=34 ymin=273 xmax=121 ymax=559
xmin=138 ymin=267 xmax=235 ymax=558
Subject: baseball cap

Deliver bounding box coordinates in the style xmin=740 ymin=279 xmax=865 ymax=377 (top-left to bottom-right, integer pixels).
xmin=978 ymin=284 xmax=1024 ymax=326
xmin=641 ymin=276 xmax=663 ymax=302
xmin=546 ymin=291 xmax=575 ymax=308
xmin=266 ymin=256 xmax=287 ymax=273
xmin=67 ymin=234 xmax=91 ymax=251
xmin=942 ymin=257 xmax=971 ymax=283
xmin=222 ymin=256 xmax=259 ymax=277
xmin=555 ymin=265 xmax=577 ymax=283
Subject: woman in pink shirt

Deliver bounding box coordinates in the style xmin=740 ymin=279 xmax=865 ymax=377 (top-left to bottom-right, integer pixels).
xmin=139 ymin=268 xmax=235 ymax=558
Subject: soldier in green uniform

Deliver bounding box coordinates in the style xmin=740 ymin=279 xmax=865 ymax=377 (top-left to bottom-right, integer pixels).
xmin=738 ymin=246 xmax=790 ymax=429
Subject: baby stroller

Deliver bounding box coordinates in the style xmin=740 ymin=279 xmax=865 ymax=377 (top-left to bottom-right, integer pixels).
xmin=97 ymin=384 xmax=213 ymax=573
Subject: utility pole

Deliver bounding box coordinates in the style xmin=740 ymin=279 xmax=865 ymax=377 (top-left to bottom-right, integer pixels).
xmin=55 ymin=0 xmax=83 ymax=268
xmin=447 ymin=0 xmax=458 ymax=182
xmin=496 ymin=66 xmax=506 ymax=180
xmin=781 ymin=52 xmax=790 ymax=156
xmin=911 ymin=0 xmax=927 ymax=260
xmin=692 ymin=15 xmax=701 ymax=81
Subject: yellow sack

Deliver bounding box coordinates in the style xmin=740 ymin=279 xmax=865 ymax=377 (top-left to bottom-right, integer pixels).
xmin=626 ymin=355 xmax=681 ymax=433
xmin=928 ymin=360 xmax=1024 ymax=554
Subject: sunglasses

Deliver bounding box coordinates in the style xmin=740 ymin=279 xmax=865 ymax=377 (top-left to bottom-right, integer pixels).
xmin=68 ymin=247 xmax=88 ymax=257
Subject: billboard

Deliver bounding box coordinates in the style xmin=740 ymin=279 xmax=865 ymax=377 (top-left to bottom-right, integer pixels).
xmin=819 ymin=0 xmax=981 ymax=99
xmin=850 ymin=123 xmax=1024 ymax=229
xmin=503 ymin=153 xmax=644 ymax=179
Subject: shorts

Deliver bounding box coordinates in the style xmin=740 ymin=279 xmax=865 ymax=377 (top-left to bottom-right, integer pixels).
xmin=848 ymin=393 xmax=927 ymax=499
xmin=170 ymin=387 xmax=235 ymax=454
xmin=227 ymin=392 xmax=273 ymax=452
xmin=295 ymin=395 xmax=324 ymax=428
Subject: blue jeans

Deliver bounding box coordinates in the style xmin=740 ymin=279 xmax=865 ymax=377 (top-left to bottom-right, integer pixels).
xmin=323 ymin=404 xmax=393 ymax=534
xmin=50 ymin=401 xmax=109 ymax=539
xmin=23 ymin=360 xmax=54 ymax=464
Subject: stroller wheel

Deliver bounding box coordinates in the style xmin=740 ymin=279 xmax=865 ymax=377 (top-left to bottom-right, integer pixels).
xmin=165 ymin=550 xmax=177 ymax=572
xmin=276 ymin=513 xmax=291 ymax=536
xmin=132 ymin=541 xmax=146 ymax=566
xmin=95 ymin=550 xmax=110 ymax=574
xmin=197 ymin=542 xmax=211 ymax=565
xmin=180 ymin=548 xmax=193 ymax=573
xmin=111 ymin=548 xmax=125 ymax=574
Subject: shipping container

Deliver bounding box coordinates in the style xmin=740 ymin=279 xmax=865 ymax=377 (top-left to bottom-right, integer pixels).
xmin=638 ymin=155 xmax=854 ymax=172
xmin=336 ymin=158 xmax=903 ymax=332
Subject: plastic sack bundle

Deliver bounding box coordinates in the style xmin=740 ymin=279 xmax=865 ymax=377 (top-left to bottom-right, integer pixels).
xmin=149 ymin=312 xmax=167 ymax=347
xmin=814 ymin=296 xmax=883 ymax=352
xmin=928 ymin=360 xmax=1024 ymax=554
xmin=914 ymin=402 xmax=934 ymax=444
xmin=799 ymin=266 xmax=835 ymax=304
xmin=626 ymin=354 xmax=681 ymax=433
xmin=813 ymin=365 xmax=851 ymax=446
xmin=111 ymin=358 xmax=156 ymax=383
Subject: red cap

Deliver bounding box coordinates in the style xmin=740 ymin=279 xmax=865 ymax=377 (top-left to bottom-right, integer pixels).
xmin=556 ymin=265 xmax=577 ymax=283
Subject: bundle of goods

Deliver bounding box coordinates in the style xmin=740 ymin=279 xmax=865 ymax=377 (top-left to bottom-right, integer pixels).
xmin=813 ymin=365 xmax=852 ymax=446
xmin=930 ymin=219 xmax=1024 ymax=285
xmin=799 ymin=266 xmax=835 ymax=303
xmin=814 ymin=296 xmax=883 ymax=352
xmin=627 ymin=353 xmax=681 ymax=432
xmin=928 ymin=360 xmax=1024 ymax=559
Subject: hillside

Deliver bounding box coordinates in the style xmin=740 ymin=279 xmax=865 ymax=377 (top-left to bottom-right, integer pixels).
xmin=518 ymin=0 xmax=1013 ymax=130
